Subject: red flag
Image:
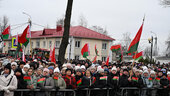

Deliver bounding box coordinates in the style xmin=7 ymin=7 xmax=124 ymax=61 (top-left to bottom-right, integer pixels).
xmin=2 ymin=26 xmax=10 ymax=39
xmin=81 ymin=43 xmax=90 ymax=58
xmin=110 ymin=44 xmax=121 ymax=52
xmin=51 ymin=46 xmax=56 ymax=63
xmin=92 ymin=55 xmax=97 ymax=63
xmin=133 ymin=51 xmax=143 ymax=61
xmin=127 ymin=19 xmax=144 ymax=55
xmin=105 ymin=56 xmax=109 ymax=66
xmin=18 ymin=25 xmax=30 ymax=47
xmin=49 ymin=45 xmax=52 ymax=61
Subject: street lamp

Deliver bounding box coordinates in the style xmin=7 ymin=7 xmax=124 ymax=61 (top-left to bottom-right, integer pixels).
xmin=148 ymin=36 xmax=153 ymax=64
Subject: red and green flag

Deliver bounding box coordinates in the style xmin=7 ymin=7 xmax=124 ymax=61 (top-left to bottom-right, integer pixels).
xmin=110 ymin=44 xmax=121 ymax=52
xmin=133 ymin=51 xmax=143 ymax=61
xmin=112 ymin=76 xmax=119 ymax=80
xmin=76 ymin=79 xmax=82 ymax=86
xmin=92 ymin=55 xmax=97 ymax=63
xmin=51 ymin=46 xmax=56 ymax=64
xmin=95 ymin=44 xmax=99 ymax=56
xmin=148 ymin=77 xmax=152 ymax=81
xmin=155 ymin=77 xmax=160 ymax=82
xmin=37 ymin=78 xmax=45 ymax=83
xmin=92 ymin=77 xmax=96 ymax=84
xmin=81 ymin=43 xmax=90 ymax=58
xmin=100 ymin=76 xmax=107 ymax=80
xmin=66 ymin=75 xmax=71 ymax=80
xmin=127 ymin=19 xmax=144 ymax=55
xmin=53 ymin=77 xmax=58 ymax=80
xmin=132 ymin=77 xmax=138 ymax=82
xmin=18 ymin=25 xmax=30 ymax=47
xmin=105 ymin=56 xmax=109 ymax=66
xmin=2 ymin=26 xmax=10 ymax=39
xmin=23 ymin=76 xmax=31 ymax=81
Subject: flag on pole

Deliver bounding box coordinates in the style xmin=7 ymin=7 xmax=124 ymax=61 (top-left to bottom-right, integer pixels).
xmin=81 ymin=43 xmax=90 ymax=58
xmin=51 ymin=46 xmax=56 ymax=63
xmin=95 ymin=44 xmax=99 ymax=56
xmin=127 ymin=18 xmax=144 ymax=55
xmin=92 ymin=55 xmax=97 ymax=63
xmin=132 ymin=51 xmax=143 ymax=61
xmin=27 ymin=24 xmax=31 ymax=38
xmin=49 ymin=45 xmax=52 ymax=61
xmin=105 ymin=56 xmax=109 ymax=66
xmin=19 ymin=25 xmax=30 ymax=47
xmin=2 ymin=26 xmax=10 ymax=39
xmin=110 ymin=44 xmax=121 ymax=52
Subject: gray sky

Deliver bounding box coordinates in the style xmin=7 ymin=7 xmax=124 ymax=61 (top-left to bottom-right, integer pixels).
xmin=0 ymin=0 xmax=170 ymax=55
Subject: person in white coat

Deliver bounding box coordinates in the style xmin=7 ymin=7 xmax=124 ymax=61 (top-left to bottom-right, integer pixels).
xmin=0 ymin=63 xmax=18 ymax=96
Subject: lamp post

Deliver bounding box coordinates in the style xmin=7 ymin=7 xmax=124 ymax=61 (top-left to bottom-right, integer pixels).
xmin=22 ymin=12 xmax=32 ymax=56
xmin=148 ymin=36 xmax=153 ymax=64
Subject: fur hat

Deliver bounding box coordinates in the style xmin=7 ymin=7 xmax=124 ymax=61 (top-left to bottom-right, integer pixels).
xmin=43 ymin=68 xmax=50 ymax=73
xmin=111 ymin=67 xmax=117 ymax=72
xmin=54 ymin=67 xmax=60 ymax=73
xmin=11 ymin=62 xmax=17 ymax=66
xmin=150 ymin=70 xmax=155 ymax=75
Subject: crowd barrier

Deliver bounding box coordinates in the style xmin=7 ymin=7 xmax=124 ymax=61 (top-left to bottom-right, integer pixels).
xmin=1 ymin=87 xmax=170 ymax=96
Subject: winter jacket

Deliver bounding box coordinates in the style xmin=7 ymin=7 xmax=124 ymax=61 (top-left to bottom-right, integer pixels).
xmin=148 ymin=77 xmax=160 ymax=88
xmin=53 ymin=75 xmax=66 ymax=89
xmin=142 ymin=76 xmax=152 ymax=88
xmin=24 ymin=75 xmax=37 ymax=89
xmin=131 ymin=75 xmax=144 ymax=88
xmin=95 ymin=74 xmax=108 ymax=88
xmin=62 ymin=75 xmax=76 ymax=89
xmin=78 ymin=76 xmax=96 ymax=89
xmin=107 ymin=73 xmax=119 ymax=88
xmin=0 ymin=71 xmax=17 ymax=96
xmin=160 ymin=78 xmax=169 ymax=88
xmin=119 ymin=74 xmax=131 ymax=87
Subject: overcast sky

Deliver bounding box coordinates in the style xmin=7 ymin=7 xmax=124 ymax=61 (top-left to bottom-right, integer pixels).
xmin=0 ymin=0 xmax=170 ymax=55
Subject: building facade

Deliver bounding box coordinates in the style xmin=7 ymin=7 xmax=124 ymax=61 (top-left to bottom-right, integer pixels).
xmin=3 ymin=26 xmax=115 ymax=61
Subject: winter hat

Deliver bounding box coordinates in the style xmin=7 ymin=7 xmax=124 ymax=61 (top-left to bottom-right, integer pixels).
xmin=161 ymin=69 xmax=166 ymax=73
xmin=76 ymin=68 xmax=82 ymax=72
xmin=98 ymin=68 xmax=104 ymax=73
xmin=20 ymin=61 xmax=26 ymax=65
xmin=81 ymin=65 xmax=86 ymax=70
xmin=4 ymin=63 xmax=11 ymax=70
xmin=139 ymin=70 xmax=143 ymax=73
xmin=162 ymin=73 xmax=167 ymax=77
xmin=48 ymin=66 xmax=54 ymax=70
xmin=75 ymin=66 xmax=81 ymax=71
xmin=15 ymin=68 xmax=23 ymax=74
xmin=143 ymin=70 xmax=149 ymax=74
xmin=123 ymin=69 xmax=128 ymax=72
xmin=135 ymin=69 xmax=140 ymax=73
xmin=150 ymin=70 xmax=155 ymax=75
xmin=65 ymin=68 xmax=73 ymax=74
xmin=111 ymin=67 xmax=117 ymax=72
xmin=11 ymin=62 xmax=17 ymax=66
xmin=54 ymin=67 xmax=60 ymax=73
xmin=43 ymin=68 xmax=50 ymax=73
xmin=2 ymin=59 xmax=10 ymax=66
xmin=23 ymin=64 xmax=30 ymax=69
xmin=167 ymin=71 xmax=170 ymax=75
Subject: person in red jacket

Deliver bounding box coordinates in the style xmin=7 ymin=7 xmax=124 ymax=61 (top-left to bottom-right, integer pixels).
xmin=62 ymin=68 xmax=76 ymax=89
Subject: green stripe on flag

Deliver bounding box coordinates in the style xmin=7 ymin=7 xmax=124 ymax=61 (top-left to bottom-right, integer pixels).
xmin=2 ymin=34 xmax=9 ymax=39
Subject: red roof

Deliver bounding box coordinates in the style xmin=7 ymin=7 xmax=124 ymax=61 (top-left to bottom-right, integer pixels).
xmin=28 ymin=26 xmax=115 ymax=41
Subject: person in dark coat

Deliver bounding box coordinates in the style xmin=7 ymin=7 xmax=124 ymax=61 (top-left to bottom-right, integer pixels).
xmin=108 ymin=67 xmax=119 ymax=96
xmin=14 ymin=68 xmax=27 ymax=96
xmin=160 ymin=73 xmax=169 ymax=96
xmin=95 ymin=68 xmax=108 ymax=96
xmin=75 ymin=68 xmax=84 ymax=96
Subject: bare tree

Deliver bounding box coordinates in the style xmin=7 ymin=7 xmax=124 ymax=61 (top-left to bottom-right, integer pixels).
xmin=144 ymin=46 xmax=151 ymax=57
xmin=160 ymin=0 xmax=170 ymax=7
xmin=0 ymin=16 xmax=9 ymax=33
xmin=89 ymin=25 xmax=108 ymax=35
xmin=121 ymin=32 xmax=131 ymax=51
xmin=58 ymin=0 xmax=73 ymax=66
xmin=78 ymin=14 xmax=88 ymax=27
xmin=56 ymin=18 xmax=65 ymax=27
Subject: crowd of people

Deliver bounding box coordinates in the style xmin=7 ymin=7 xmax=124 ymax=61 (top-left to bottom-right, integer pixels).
xmin=0 ymin=57 xmax=170 ymax=96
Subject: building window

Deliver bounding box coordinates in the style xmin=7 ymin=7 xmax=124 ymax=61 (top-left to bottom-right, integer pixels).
xmin=49 ymin=41 xmax=52 ymax=48
xmin=102 ymin=42 xmax=107 ymax=50
xmin=43 ymin=41 xmax=46 ymax=47
xmin=75 ymin=41 xmax=80 ymax=48
xmin=102 ymin=57 xmax=106 ymax=61
xmin=55 ymin=41 xmax=60 ymax=48
xmin=75 ymin=55 xmax=80 ymax=60
xmin=36 ymin=41 xmax=40 ymax=48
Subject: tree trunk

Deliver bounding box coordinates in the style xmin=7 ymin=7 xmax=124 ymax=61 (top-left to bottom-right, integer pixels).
xmin=58 ymin=0 xmax=73 ymax=67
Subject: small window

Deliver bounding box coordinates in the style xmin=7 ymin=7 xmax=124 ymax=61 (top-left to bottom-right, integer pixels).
xmin=75 ymin=55 xmax=80 ymax=60
xmin=43 ymin=41 xmax=46 ymax=47
xmin=102 ymin=42 xmax=107 ymax=50
xmin=49 ymin=41 xmax=52 ymax=48
xmin=102 ymin=57 xmax=106 ymax=62
xmin=36 ymin=41 xmax=40 ymax=48
xmin=55 ymin=41 xmax=60 ymax=48
xmin=75 ymin=41 xmax=80 ymax=48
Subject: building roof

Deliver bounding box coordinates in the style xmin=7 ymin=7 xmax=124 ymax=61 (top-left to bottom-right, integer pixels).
xmin=30 ymin=26 xmax=115 ymax=41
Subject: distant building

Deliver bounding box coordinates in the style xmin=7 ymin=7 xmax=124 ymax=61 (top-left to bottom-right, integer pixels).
xmin=3 ymin=26 xmax=115 ymax=61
